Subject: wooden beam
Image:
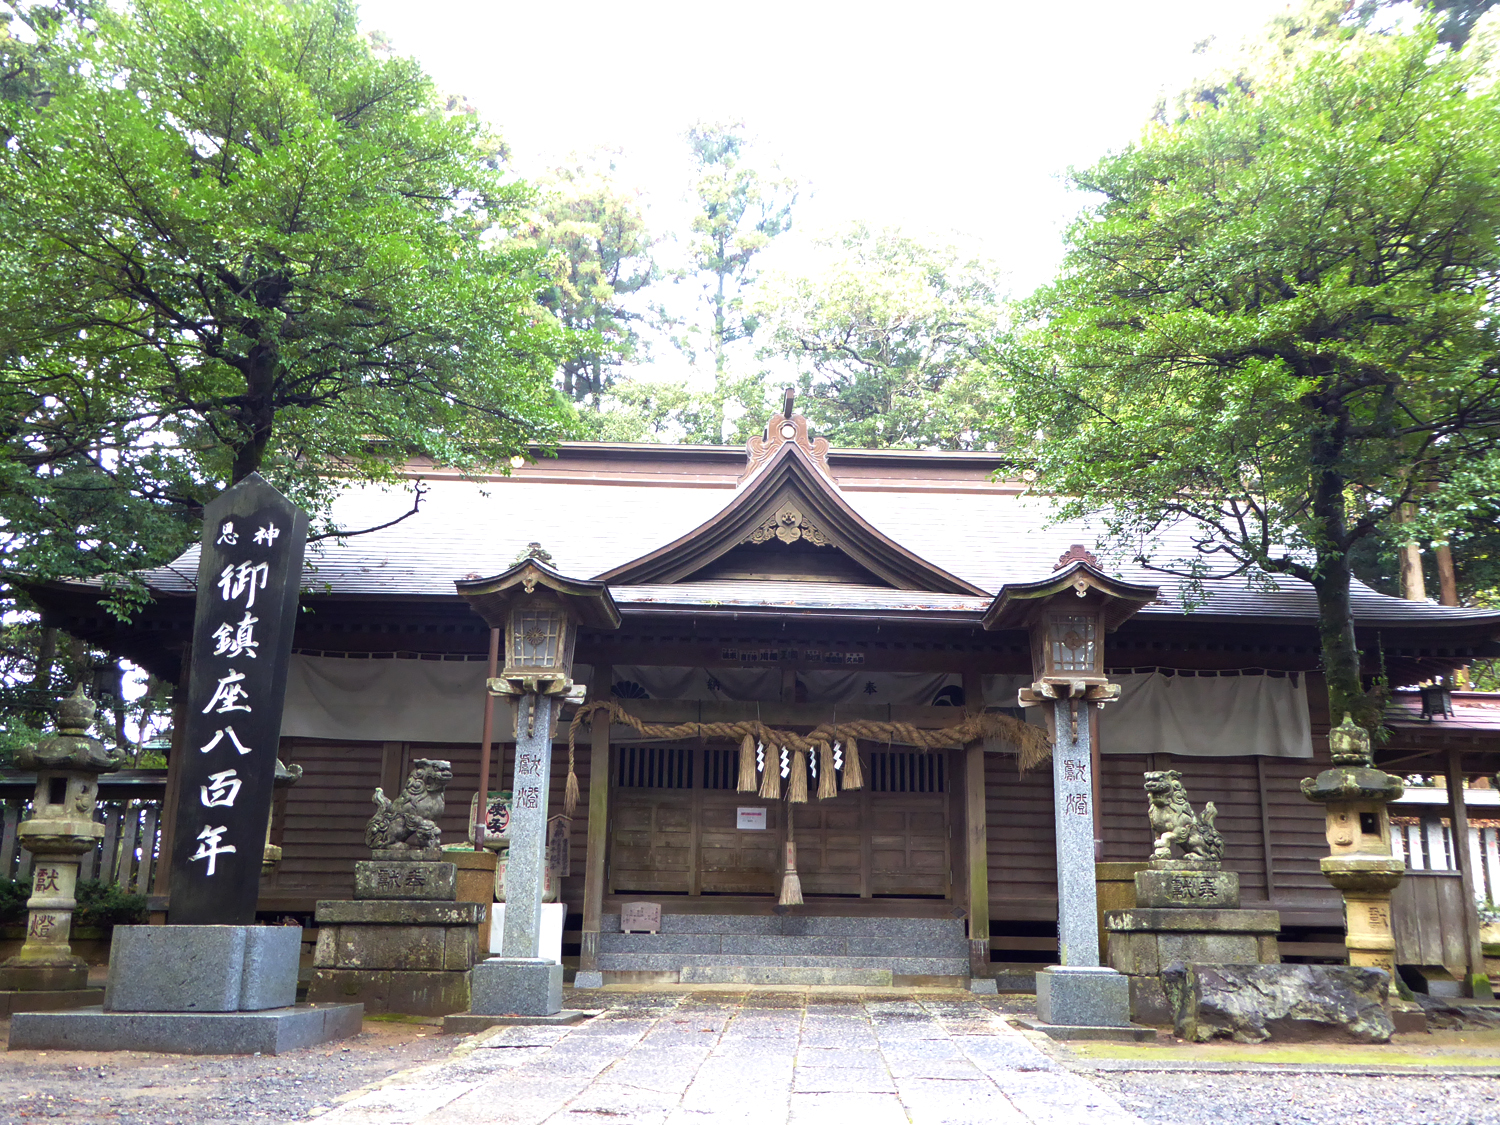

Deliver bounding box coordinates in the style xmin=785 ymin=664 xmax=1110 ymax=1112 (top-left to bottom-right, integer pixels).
xmin=1445 ymin=747 xmax=1490 ymax=997
xmin=150 ymin=680 xmax=192 ymax=917
xmin=963 ymin=671 xmax=989 ymax=976
xmin=580 ymin=664 xmax=612 ymax=974
xmin=1256 ymin=756 xmax=1277 ymax=897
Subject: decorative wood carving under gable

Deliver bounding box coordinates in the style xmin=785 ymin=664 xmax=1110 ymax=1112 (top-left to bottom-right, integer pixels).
xmin=746 ymin=502 xmax=833 ymax=548
xmin=745 ymin=412 xmax=832 ymax=481
xmin=596 ymin=440 xmax=986 ymax=595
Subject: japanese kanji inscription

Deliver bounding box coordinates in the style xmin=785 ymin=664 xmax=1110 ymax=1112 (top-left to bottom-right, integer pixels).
xmin=168 ymin=474 xmax=307 ymax=925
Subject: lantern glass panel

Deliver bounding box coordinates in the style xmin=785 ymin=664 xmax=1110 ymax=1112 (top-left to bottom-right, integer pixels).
xmin=510 ymin=606 xmax=565 ymax=672
xmin=1047 ymin=613 xmax=1097 ymax=674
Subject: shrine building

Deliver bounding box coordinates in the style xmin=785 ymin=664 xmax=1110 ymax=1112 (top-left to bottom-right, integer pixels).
xmin=32 ymin=405 xmax=1500 ymax=986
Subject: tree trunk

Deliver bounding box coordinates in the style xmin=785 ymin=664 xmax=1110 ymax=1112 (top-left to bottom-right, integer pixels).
xmin=24 ymin=626 xmax=58 ymax=726
xmin=1395 ymin=504 xmax=1426 ymax=601
xmin=230 ymin=350 xmax=277 ymax=483
xmin=1311 ymin=554 xmax=1367 ymax=730
xmin=1435 ymin=543 xmax=1459 ymax=607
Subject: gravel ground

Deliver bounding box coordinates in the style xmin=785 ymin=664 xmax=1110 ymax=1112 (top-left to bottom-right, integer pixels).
xmin=0 ymin=1016 xmax=453 ymax=1124
xmin=1093 ymin=1071 xmax=1500 ymax=1125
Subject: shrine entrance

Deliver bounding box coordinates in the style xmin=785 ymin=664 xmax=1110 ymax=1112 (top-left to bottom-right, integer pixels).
xmin=606 ymin=743 xmax=953 ymax=901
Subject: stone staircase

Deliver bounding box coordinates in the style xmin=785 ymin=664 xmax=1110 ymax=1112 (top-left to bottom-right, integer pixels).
xmin=597 ymin=914 xmax=969 ymax=985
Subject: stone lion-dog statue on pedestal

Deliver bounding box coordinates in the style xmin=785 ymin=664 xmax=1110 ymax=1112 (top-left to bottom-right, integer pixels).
xmin=1144 ymin=769 xmax=1224 ymax=863
xmin=365 ymin=758 xmax=452 ymax=852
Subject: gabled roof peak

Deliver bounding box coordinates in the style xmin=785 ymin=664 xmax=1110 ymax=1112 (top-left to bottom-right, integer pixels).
xmin=744 ymin=392 xmax=833 ymax=484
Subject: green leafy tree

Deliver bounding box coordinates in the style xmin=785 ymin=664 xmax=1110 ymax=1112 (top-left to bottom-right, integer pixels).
xmin=521 ymin=152 xmax=658 ymax=418
xmin=1005 ymin=21 xmax=1500 ymax=729
xmin=680 ymin=121 xmax=796 ymax=376
xmin=757 ymin=224 xmax=1008 ymax=449
xmin=0 ymin=0 xmax=569 ymax=604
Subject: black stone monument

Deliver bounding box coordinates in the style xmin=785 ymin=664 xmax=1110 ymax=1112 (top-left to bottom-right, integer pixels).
xmin=169 ymin=473 xmax=307 ymax=925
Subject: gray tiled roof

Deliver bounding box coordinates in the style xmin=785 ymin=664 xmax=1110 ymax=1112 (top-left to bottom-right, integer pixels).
xmin=138 ymin=472 xmax=1500 ymax=628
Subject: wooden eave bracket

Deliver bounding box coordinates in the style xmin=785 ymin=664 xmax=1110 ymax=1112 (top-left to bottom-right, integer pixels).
xmin=455 ymin=558 xmax=622 ymax=631
xmin=981 ymin=560 xmax=1159 ymax=633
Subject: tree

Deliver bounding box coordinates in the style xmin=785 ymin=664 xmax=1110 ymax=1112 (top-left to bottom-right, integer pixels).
xmin=680 ymin=121 xmax=796 ymax=375
xmin=1004 ymin=21 xmax=1500 ymax=730
xmin=0 ymin=0 xmax=570 ymax=603
xmin=756 ymin=224 xmax=1009 ymax=449
xmin=520 ymin=152 xmax=658 ymax=418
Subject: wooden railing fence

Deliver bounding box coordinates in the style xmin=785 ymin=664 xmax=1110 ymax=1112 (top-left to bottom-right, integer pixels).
xmin=0 ymin=771 xmax=167 ymax=895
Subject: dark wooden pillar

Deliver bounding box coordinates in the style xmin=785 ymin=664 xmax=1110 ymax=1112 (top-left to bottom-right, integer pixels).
xmin=580 ymin=664 xmax=611 ymax=974
xmin=963 ymin=671 xmax=989 ymax=976
xmin=150 ymin=673 xmax=191 ymax=920
xmin=1445 ymin=747 xmax=1491 ymax=998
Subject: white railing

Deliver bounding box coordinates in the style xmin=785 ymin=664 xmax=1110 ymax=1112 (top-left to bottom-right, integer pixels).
xmin=1392 ymin=787 xmax=1500 ymax=908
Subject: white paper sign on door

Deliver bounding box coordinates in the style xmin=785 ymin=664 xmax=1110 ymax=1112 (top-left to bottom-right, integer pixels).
xmin=737 ymin=807 xmax=767 ymax=830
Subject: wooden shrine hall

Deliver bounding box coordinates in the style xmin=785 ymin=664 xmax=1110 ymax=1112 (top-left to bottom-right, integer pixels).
xmin=33 ymin=404 xmax=1500 ymax=984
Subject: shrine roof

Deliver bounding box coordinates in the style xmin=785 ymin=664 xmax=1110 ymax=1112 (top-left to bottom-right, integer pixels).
xmin=117 ymin=432 xmax=1500 ymax=635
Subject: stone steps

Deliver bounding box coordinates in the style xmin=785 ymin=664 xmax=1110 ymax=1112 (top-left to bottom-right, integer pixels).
xmin=596 ymin=914 xmax=969 ymax=980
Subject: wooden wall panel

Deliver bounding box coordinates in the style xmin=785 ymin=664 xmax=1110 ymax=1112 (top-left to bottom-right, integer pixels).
xmin=792 ymin=797 xmax=864 ymax=896
xmin=986 ymin=752 xmax=1057 ymax=920
xmin=274 ymin=739 xmax=385 ymax=902
xmin=868 ymin=797 xmax=949 ymax=897
xmin=701 ymin=795 xmax=780 ymax=895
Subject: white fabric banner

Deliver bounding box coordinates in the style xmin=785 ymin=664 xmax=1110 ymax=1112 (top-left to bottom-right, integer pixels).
xmin=281 ymin=655 xmax=506 ymax=743
xmin=984 ymin=671 xmax=1312 ymax=759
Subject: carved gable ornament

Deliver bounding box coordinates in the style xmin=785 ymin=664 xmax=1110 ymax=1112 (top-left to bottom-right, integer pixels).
xmin=745 ymin=411 xmax=832 ymax=480
xmin=746 ymin=502 xmax=832 ymax=548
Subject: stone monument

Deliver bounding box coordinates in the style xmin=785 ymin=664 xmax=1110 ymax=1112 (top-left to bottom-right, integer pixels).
xmin=12 ymin=475 xmax=362 ymax=1054
xmin=1105 ymin=771 xmax=1280 ymax=1024
xmin=452 ymin=555 xmax=619 ymax=1025
xmin=0 ymin=686 xmax=123 ymax=1014
xmin=984 ymin=550 xmax=1158 ymax=1035
xmin=308 ymin=760 xmax=485 ymax=1016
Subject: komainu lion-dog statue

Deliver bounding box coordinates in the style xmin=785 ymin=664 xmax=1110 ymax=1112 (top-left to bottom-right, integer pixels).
xmin=365 ymin=758 xmax=453 ymax=852
xmin=1144 ymin=769 xmax=1224 ymax=863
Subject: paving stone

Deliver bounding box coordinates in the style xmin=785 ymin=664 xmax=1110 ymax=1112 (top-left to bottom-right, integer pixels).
xmin=897 ymin=1077 xmax=1031 ymax=1124
xmin=793 ymin=1065 xmax=898 ymax=1093
xmin=795 ymin=1046 xmax=886 ymax=1069
xmin=787 ymin=1091 xmax=910 ymax=1125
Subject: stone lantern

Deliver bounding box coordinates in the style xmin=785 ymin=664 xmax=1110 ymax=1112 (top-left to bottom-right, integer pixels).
xmin=1301 ymin=713 xmax=1405 ymax=974
xmin=0 ymin=686 xmax=123 ymax=1003
xmin=456 ymin=554 xmax=619 ymax=1016
xmin=983 ymin=547 xmax=1158 ymax=1029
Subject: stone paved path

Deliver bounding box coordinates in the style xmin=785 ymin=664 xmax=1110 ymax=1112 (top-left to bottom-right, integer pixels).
xmin=308 ymin=992 xmax=1144 ymax=1125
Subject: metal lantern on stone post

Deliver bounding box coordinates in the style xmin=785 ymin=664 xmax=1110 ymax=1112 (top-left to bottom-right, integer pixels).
xmin=0 ymin=686 xmax=123 ymax=1005
xmin=455 ymin=552 xmax=620 ymax=1017
xmin=983 ymin=546 xmax=1158 ymax=1029
xmin=1301 ymin=713 xmax=1406 ymax=975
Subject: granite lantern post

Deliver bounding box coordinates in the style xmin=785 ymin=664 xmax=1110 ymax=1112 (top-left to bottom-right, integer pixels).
xmin=455 ymin=554 xmax=620 ymax=1017
xmin=0 ymin=686 xmax=123 ymax=1012
xmin=1301 ymin=714 xmax=1406 ymax=976
xmin=983 ymin=548 xmax=1158 ymax=1029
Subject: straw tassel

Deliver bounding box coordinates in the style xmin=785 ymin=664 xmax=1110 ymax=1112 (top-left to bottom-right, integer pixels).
xmin=759 ymin=747 xmax=782 ymax=800
xmin=788 ymin=748 xmax=808 ymax=803
xmin=841 ymin=737 xmax=864 ymax=790
xmin=817 ymin=741 xmax=837 ymax=800
xmin=779 ymin=815 xmax=803 ymax=906
xmin=564 ymin=743 xmax=579 ymax=816
xmin=737 ymin=734 xmax=758 ymax=793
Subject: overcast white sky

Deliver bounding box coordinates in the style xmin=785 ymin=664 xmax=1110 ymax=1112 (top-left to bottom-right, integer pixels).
xmin=356 ymin=0 xmax=1294 ymax=294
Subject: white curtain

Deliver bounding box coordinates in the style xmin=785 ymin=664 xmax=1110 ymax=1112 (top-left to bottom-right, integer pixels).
xmin=607 ymin=665 xmax=958 ymax=706
xmin=983 ymin=671 xmax=1312 ymax=759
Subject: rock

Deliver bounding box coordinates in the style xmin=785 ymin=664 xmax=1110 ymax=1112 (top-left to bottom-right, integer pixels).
xmin=1162 ymin=961 xmax=1394 ymax=1044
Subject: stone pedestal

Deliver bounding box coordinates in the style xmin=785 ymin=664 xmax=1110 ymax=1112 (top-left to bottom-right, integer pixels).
xmin=307 ymin=856 xmax=482 ymax=1016
xmin=1036 ymin=966 xmax=1132 ymax=1027
xmin=1105 ymin=862 xmax=1280 ymax=1025
xmin=10 ymin=924 xmax=361 ymax=1054
xmin=447 ymin=847 xmax=498 ymax=953
xmin=471 ymin=956 xmax=562 ymax=1016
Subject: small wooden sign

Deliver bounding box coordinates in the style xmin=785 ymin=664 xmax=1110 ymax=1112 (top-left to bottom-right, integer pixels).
xmin=620 ymin=900 xmax=661 ymax=934
xmin=736 ymin=806 xmax=767 ymax=831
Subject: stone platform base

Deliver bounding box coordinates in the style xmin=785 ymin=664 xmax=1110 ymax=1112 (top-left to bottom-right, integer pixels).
xmin=1036 ymin=966 xmax=1131 ymax=1027
xmin=472 ymin=958 xmax=562 ymax=1017
xmin=442 ymin=1009 xmax=594 ymax=1034
xmin=1013 ymin=1017 xmax=1155 ymax=1042
xmin=0 ymin=988 xmax=103 ymax=1016
xmin=9 ymin=1003 xmax=363 ymax=1055
xmin=308 ymin=969 xmax=469 ymax=1016
xmin=679 ymin=966 xmax=894 ymax=987
xmin=969 ymin=978 xmax=998 ymax=994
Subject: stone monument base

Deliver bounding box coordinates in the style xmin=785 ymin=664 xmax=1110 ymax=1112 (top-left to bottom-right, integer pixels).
xmin=0 ymin=960 xmax=89 ymax=993
xmin=0 ymin=987 xmax=104 ymax=1016
xmin=105 ymin=925 xmax=301 ymax=1012
xmin=1035 ymin=965 xmax=1131 ymax=1027
xmin=9 ymin=1003 xmax=363 ymax=1055
xmin=1106 ymin=908 xmax=1281 ymax=1024
xmin=471 ymin=957 xmax=562 ymax=1017
xmin=306 ymin=897 xmax=482 ymax=1016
